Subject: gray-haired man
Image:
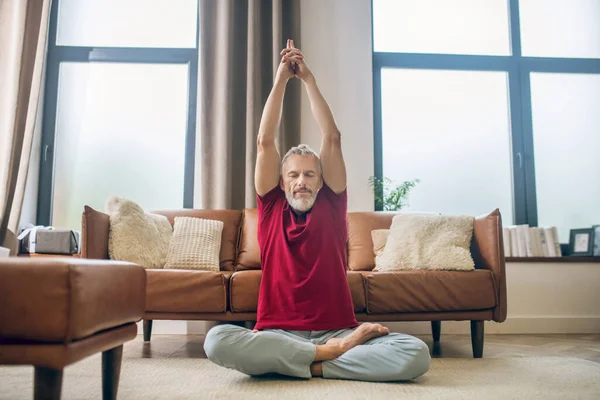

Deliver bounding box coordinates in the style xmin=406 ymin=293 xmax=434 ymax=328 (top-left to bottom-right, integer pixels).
xmin=203 ymin=40 xmax=430 ymax=381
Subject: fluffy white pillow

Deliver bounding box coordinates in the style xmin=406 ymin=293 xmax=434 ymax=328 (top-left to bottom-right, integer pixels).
xmin=375 ymin=214 xmax=475 ymax=271
xmin=371 ymin=213 xmax=441 ymax=268
xmin=371 ymin=229 xmax=390 ymax=267
xmin=105 ymin=196 xmax=173 ymax=269
xmin=164 ymin=217 xmax=224 ymax=271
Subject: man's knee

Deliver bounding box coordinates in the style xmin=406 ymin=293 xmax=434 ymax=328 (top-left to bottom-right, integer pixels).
xmin=203 ymin=324 xmax=237 ymax=362
xmin=406 ymin=337 xmax=431 ymax=379
xmin=386 ymin=335 xmax=431 ymax=381
xmin=204 ymin=325 xmax=276 ymax=376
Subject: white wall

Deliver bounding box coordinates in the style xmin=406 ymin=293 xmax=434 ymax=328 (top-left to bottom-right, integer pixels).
xmin=300 ymin=0 xmax=375 ymax=212
xmin=136 ymin=320 xmax=213 ymax=336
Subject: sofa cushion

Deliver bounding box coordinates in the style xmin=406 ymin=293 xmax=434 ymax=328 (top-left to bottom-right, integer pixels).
xmin=229 ymin=270 xmax=261 ymax=312
xmin=347 ymin=212 xmax=395 ymax=271
xmin=347 ymin=272 xmax=367 ymax=312
xmin=363 ymin=270 xmax=496 ymax=313
xmin=229 ymin=270 xmax=366 ymax=313
xmin=151 ymin=209 xmax=242 ymax=271
xmin=235 ymin=209 xmax=261 ymax=270
xmin=164 ymin=217 xmax=223 ymax=271
xmin=146 ymin=269 xmax=227 ymax=313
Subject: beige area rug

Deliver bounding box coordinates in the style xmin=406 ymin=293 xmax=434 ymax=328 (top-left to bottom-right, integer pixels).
xmin=1 ymin=356 xmax=599 ymax=400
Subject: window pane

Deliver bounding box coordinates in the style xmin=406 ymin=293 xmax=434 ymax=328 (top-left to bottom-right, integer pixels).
xmin=531 ymin=73 xmax=600 ymax=242
xmin=56 ymin=0 xmax=197 ymax=48
xmin=520 ymin=0 xmax=600 ymax=58
xmin=373 ymin=0 xmax=510 ymax=55
xmin=381 ymin=68 xmax=514 ymax=222
xmin=52 ymin=62 xmax=189 ymax=231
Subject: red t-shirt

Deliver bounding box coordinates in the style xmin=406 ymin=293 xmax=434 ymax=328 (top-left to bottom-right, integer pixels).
xmin=254 ymin=183 xmax=359 ymax=331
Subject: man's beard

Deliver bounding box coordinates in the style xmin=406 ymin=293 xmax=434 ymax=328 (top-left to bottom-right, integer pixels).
xmin=285 ymin=190 xmax=317 ymax=213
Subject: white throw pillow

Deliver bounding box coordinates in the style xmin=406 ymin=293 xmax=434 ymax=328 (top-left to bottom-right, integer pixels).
xmin=371 ymin=229 xmax=390 ymax=267
xmin=375 ymin=214 xmax=475 ymax=271
xmin=105 ymin=196 xmax=173 ymax=269
xmin=164 ymin=217 xmax=224 ymax=271
xmin=371 ymin=213 xmax=441 ymax=268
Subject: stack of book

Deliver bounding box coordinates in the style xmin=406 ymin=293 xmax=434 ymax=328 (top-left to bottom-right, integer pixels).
xmin=502 ymin=225 xmax=562 ymax=257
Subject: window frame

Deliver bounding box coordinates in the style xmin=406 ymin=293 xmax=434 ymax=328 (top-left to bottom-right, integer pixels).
xmin=371 ymin=0 xmax=600 ymax=226
xmin=37 ymin=0 xmax=199 ymax=225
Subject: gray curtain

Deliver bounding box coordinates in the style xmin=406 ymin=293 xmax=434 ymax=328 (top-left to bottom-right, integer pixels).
xmin=197 ymin=0 xmax=301 ymax=210
xmin=0 ymin=0 xmax=51 ymax=253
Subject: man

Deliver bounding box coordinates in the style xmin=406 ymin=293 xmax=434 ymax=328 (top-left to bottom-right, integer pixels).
xmin=204 ymin=40 xmax=430 ymax=381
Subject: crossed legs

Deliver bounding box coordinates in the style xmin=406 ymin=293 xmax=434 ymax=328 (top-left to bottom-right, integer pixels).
xmin=204 ymin=323 xmax=430 ymax=382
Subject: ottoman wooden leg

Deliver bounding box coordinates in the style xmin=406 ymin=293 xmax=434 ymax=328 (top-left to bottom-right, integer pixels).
xmin=102 ymin=345 xmax=123 ymax=400
xmin=34 ymin=366 xmax=63 ymax=400
xmin=143 ymin=319 xmax=153 ymax=342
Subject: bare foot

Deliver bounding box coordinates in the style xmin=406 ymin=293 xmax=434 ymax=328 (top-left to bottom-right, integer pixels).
xmin=315 ymin=324 xmax=389 ymax=361
xmin=338 ymin=323 xmax=389 ymax=352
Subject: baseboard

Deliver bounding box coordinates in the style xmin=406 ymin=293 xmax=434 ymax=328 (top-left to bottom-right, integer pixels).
xmin=136 ymin=317 xmax=600 ymax=335
xmin=136 ymin=320 xmax=217 ymax=335
xmin=382 ymin=317 xmax=600 ymax=335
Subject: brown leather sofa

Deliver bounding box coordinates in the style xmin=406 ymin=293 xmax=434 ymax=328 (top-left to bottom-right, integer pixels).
xmin=82 ymin=206 xmax=506 ymax=358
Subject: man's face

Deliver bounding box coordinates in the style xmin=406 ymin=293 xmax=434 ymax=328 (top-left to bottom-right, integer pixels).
xmin=280 ymin=154 xmax=323 ymax=213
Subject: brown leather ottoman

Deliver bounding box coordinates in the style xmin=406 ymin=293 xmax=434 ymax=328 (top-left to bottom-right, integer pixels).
xmin=0 ymin=258 xmax=146 ymax=400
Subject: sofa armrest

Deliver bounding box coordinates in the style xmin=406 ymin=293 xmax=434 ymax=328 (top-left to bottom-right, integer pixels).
xmin=471 ymin=208 xmax=507 ymax=322
xmin=81 ymin=205 xmax=110 ymax=259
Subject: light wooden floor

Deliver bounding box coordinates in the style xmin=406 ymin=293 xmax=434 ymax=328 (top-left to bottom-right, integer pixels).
xmin=123 ymin=333 xmax=600 ymax=364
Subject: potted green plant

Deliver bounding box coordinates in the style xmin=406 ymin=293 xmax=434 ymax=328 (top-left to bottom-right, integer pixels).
xmin=368 ymin=176 xmax=420 ymax=211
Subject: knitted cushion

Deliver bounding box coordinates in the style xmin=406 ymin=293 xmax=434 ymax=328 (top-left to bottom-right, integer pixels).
xmin=164 ymin=217 xmax=224 ymax=271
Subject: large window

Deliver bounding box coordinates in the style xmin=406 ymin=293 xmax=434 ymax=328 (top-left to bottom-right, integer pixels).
xmin=372 ymin=0 xmax=600 ymax=242
xmin=38 ymin=0 xmax=198 ymax=230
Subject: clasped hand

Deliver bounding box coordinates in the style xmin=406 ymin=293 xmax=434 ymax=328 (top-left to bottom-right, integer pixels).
xmin=276 ymin=39 xmax=313 ymax=83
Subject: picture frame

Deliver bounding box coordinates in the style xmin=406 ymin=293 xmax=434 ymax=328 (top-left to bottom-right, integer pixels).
xmin=568 ymin=228 xmax=595 ymax=256
xmin=593 ymin=225 xmax=600 ymax=257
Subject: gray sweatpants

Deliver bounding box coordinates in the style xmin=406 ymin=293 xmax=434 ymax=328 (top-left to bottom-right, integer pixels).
xmin=203 ymin=324 xmax=430 ymax=381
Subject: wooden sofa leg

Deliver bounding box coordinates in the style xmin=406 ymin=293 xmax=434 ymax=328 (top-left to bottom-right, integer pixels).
xmin=143 ymin=319 xmax=153 ymax=342
xmin=470 ymin=320 xmax=484 ymax=358
xmin=431 ymin=321 xmax=441 ymax=343
xmin=34 ymin=366 xmax=63 ymax=400
xmin=102 ymin=345 xmax=123 ymax=400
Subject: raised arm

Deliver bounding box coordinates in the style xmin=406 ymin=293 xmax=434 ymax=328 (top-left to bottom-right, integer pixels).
xmin=282 ymin=41 xmax=347 ymax=194
xmin=255 ymin=40 xmax=300 ymax=197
